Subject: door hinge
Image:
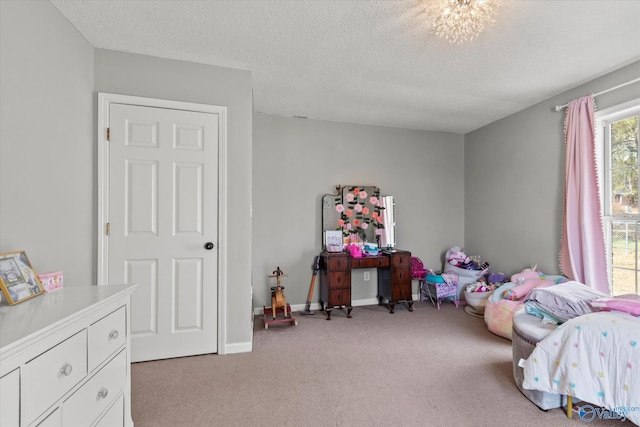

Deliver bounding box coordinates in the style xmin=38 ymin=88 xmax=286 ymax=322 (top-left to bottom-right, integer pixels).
xmin=106 ymin=127 xmax=110 ymax=141
xmin=105 ymin=222 xmax=110 ymax=236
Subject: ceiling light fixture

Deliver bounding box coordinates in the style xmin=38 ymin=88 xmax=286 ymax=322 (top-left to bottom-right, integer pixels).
xmin=427 ymin=0 xmax=500 ymax=44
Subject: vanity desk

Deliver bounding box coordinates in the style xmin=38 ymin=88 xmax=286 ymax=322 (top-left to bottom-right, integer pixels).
xmin=318 ymin=249 xmax=413 ymax=320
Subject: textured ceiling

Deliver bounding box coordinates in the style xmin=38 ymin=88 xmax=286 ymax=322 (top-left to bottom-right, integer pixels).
xmin=51 ymin=0 xmax=640 ymax=134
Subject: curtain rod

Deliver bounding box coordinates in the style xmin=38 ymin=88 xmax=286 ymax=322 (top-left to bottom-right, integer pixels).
xmin=554 ymin=76 xmax=640 ymax=112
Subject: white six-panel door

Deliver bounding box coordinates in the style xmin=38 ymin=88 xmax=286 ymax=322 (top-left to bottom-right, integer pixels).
xmin=108 ymin=103 xmax=219 ymax=362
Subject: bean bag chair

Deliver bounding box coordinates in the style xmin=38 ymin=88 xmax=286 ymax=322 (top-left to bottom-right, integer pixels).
xmin=484 ymin=295 xmax=523 ymax=340
xmin=484 ymin=273 xmax=568 ymax=340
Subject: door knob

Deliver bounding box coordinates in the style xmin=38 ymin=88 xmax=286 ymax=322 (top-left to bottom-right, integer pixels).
xmin=204 ymin=242 xmax=214 ymax=250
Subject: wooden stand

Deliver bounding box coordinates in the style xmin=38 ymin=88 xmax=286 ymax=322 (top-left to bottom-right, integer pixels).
xmin=263 ymin=305 xmax=297 ymax=329
xmin=263 ymin=266 xmax=297 ymax=329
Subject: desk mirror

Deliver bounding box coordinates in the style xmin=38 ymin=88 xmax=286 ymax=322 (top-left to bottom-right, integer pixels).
xmin=322 ymin=185 xmax=391 ymax=250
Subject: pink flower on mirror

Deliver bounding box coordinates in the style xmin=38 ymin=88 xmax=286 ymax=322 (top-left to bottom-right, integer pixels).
xmin=334 ymin=186 xmax=385 ymax=239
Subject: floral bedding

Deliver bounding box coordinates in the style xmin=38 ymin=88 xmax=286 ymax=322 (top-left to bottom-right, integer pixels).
xmin=522 ymin=311 xmax=640 ymax=425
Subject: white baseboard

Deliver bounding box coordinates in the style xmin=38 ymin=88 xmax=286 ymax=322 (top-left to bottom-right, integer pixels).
xmin=252 ymin=302 xmax=321 ymax=315
xmin=222 ymin=341 xmax=252 ymax=355
xmin=352 ymin=297 xmax=380 ymax=307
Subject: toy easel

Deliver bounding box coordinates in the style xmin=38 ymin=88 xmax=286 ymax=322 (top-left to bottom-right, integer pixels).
xmin=263 ymin=266 xmax=297 ymax=329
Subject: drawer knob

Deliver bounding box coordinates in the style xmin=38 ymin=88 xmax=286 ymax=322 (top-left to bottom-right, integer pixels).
xmin=97 ymin=388 xmax=109 ymax=399
xmin=108 ymin=329 xmax=119 ymax=340
xmin=60 ymin=363 xmax=73 ymax=377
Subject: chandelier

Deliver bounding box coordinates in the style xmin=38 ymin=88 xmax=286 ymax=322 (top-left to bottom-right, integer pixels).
xmin=427 ymin=0 xmax=500 ymax=44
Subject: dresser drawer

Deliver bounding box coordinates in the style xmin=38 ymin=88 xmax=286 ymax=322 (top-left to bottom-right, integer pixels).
xmin=34 ymin=408 xmax=61 ymax=427
xmin=63 ymin=349 xmax=126 ymax=427
xmin=1 ymin=369 xmax=20 ymax=427
xmin=23 ymin=330 xmax=88 ymax=425
xmin=324 ymin=254 xmax=349 ymax=271
xmin=351 ymin=256 xmax=389 ymax=269
xmin=326 ymin=272 xmax=350 ymax=290
xmin=89 ymin=306 xmax=126 ymax=371
xmin=391 ymin=282 xmax=411 ymax=301
xmin=95 ymin=393 xmax=124 ymax=427
xmin=390 ymin=252 xmax=411 ymax=269
xmin=328 ymin=288 xmax=351 ymax=306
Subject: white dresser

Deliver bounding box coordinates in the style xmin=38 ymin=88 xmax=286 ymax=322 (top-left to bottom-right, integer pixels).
xmin=0 ymin=284 xmax=136 ymax=427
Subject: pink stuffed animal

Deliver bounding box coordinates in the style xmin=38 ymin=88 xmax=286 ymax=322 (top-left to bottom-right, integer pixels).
xmin=503 ymin=267 xmax=554 ymax=301
xmin=447 ymin=247 xmax=469 ymax=267
xmin=510 ymin=268 xmax=539 ymax=286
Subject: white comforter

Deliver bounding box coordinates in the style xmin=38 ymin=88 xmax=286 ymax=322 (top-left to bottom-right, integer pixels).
xmin=523 ymin=311 xmax=640 ymax=425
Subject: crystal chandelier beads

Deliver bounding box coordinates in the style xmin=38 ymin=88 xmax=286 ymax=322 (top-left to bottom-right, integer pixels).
xmin=428 ymin=0 xmax=499 ymax=44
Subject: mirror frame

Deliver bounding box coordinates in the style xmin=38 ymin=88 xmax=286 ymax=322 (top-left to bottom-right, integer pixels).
xmin=322 ymin=185 xmax=385 ymax=250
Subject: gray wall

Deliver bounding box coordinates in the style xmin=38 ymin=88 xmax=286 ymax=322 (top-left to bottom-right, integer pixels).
xmin=93 ymin=50 xmax=254 ymax=349
xmin=252 ymin=114 xmax=465 ymax=309
xmin=465 ymin=60 xmax=640 ymax=276
xmin=0 ymin=1 xmax=254 ymax=351
xmin=0 ymin=0 xmax=94 ymax=286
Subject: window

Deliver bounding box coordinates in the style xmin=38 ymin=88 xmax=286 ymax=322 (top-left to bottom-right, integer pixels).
xmin=598 ymin=99 xmax=640 ymax=296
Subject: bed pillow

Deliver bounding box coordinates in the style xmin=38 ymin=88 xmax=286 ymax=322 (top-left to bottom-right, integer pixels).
xmin=590 ymin=294 xmax=640 ymax=316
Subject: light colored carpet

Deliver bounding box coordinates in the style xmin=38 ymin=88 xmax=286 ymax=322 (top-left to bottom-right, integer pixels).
xmin=131 ymin=301 xmax=628 ymax=426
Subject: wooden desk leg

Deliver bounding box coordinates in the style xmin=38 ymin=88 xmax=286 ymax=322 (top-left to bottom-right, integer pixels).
xmin=567 ymin=395 xmax=572 ymax=418
xmin=325 ymin=308 xmax=332 ymax=320
xmin=346 ymin=305 xmax=352 ymax=318
xmin=388 ymin=302 xmax=396 ymax=313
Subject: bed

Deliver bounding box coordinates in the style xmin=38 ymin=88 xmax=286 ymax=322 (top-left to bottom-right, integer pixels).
xmin=521 ymin=310 xmax=640 ymax=425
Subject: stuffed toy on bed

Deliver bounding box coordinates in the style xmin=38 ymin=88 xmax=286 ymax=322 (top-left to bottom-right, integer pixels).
xmin=502 ymin=268 xmax=558 ymax=301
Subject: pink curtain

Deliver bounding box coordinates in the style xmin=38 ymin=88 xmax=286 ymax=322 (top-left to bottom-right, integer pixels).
xmin=560 ymin=95 xmax=610 ymax=294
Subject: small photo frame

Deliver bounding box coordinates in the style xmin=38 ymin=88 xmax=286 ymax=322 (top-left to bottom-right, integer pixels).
xmin=0 ymin=251 xmax=45 ymax=305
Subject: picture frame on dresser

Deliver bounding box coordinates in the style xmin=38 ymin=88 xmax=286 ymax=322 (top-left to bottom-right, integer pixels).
xmin=0 ymin=250 xmax=45 ymax=305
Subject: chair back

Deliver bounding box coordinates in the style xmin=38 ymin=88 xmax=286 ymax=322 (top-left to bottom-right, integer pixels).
xmin=411 ymin=256 xmax=427 ymax=279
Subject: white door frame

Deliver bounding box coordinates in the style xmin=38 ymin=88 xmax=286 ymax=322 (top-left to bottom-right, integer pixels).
xmin=97 ymin=92 xmax=229 ymax=354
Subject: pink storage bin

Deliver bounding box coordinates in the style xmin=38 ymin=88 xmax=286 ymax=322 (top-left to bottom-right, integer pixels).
xmin=37 ymin=271 xmax=63 ymax=292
